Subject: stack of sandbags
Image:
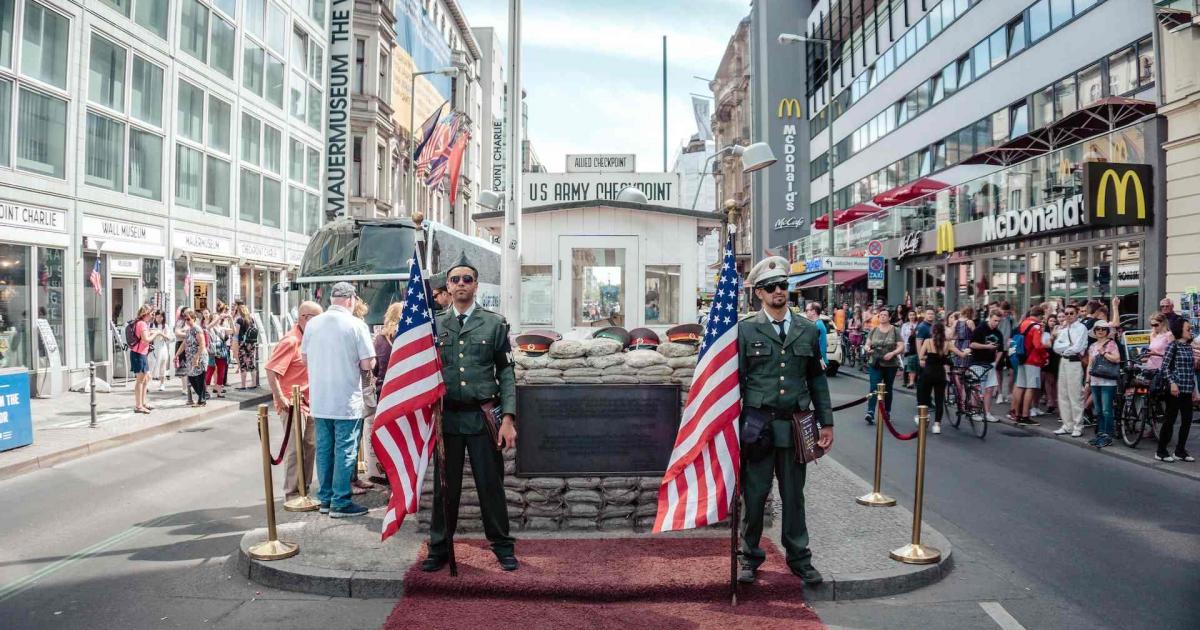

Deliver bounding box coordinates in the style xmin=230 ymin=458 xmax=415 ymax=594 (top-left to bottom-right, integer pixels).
xmin=562 ymin=477 xmax=604 ymax=529
xmin=523 ymin=477 xmax=566 ymax=531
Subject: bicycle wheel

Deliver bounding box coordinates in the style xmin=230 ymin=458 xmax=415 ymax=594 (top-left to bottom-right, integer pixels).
xmin=969 ymin=389 xmax=987 ymax=438
xmin=1121 ymin=394 xmax=1144 ymax=448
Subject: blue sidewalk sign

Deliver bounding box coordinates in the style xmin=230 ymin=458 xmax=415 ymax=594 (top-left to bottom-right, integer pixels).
xmin=0 ymin=369 xmax=32 ymax=452
xmin=867 ymin=256 xmax=886 ymax=290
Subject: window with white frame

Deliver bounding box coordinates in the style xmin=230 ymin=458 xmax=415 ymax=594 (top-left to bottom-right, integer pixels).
xmin=378 ymin=47 xmax=390 ymax=99
xmin=288 ymin=137 xmax=321 ymax=235
xmin=350 ymin=135 xmax=362 ymax=197
xmin=375 ymin=142 xmax=386 ymax=201
xmin=243 ymin=1 xmax=286 ymax=109
xmin=239 ymin=112 xmax=283 ymax=228
xmin=99 ymin=0 xmax=169 ymax=40
xmin=174 ymin=79 xmax=231 ymax=215
xmin=354 ymin=38 xmax=365 ymax=94
xmin=290 ymin=26 xmax=323 ymax=130
xmin=180 ymin=0 xmax=236 ymax=79
xmin=84 ymin=33 xmax=165 ymax=200
xmin=0 ymin=2 xmax=70 ymax=178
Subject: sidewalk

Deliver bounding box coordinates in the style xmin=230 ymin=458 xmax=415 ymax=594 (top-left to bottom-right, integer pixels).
xmin=0 ymin=375 xmax=270 ymax=481
xmin=838 ymin=369 xmax=1200 ymax=483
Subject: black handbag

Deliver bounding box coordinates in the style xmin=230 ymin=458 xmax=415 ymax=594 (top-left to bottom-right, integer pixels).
xmin=739 ymin=407 xmax=775 ymax=461
xmin=1151 ymin=344 xmax=1175 ymax=395
xmin=1089 ymin=341 xmax=1121 ymax=380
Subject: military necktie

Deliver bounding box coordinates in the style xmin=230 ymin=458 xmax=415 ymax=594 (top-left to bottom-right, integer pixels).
xmin=773 ymin=319 xmax=786 ymax=343
xmin=458 ymin=314 xmax=467 ymax=327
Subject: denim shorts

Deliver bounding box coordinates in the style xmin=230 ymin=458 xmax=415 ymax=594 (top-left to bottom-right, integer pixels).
xmin=130 ymin=351 xmax=148 ymax=374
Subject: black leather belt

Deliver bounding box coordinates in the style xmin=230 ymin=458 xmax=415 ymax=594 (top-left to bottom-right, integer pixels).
xmin=445 ymin=398 xmax=497 ymax=411
xmin=1064 ymin=355 xmax=1082 ymax=362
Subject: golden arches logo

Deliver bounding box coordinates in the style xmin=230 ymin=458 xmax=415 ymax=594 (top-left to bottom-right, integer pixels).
xmin=777 ymin=98 xmax=802 ymax=118
xmin=935 ymin=221 xmax=955 ymax=255
xmin=1095 ymin=169 xmax=1146 ymax=219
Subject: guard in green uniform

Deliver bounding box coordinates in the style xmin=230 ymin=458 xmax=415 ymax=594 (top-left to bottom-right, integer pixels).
xmin=421 ymin=254 xmax=519 ymax=572
xmin=737 ymin=256 xmax=834 ymax=585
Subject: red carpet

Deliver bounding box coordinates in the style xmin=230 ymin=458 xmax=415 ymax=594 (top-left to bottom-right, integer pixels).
xmin=384 ymin=538 xmax=825 ymax=630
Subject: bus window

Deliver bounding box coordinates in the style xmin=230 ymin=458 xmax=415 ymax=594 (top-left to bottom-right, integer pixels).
xmin=357 ymin=225 xmax=417 ymax=274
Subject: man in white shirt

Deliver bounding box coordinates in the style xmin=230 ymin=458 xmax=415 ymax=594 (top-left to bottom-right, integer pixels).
xmin=1052 ymin=305 xmax=1089 ymax=437
xmin=300 ymin=282 xmax=376 ymax=517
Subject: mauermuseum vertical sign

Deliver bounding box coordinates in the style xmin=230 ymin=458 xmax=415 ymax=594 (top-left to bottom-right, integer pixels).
xmin=750 ymin=0 xmax=810 ymax=251
xmin=325 ymin=1 xmax=353 ymax=219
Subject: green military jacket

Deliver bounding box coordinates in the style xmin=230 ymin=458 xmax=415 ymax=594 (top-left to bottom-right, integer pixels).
xmin=737 ymin=309 xmax=834 ymax=442
xmin=435 ymin=305 xmax=517 ymax=435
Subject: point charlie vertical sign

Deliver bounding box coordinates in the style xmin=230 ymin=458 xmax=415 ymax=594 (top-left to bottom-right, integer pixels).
xmin=750 ymin=0 xmax=810 ymax=251
xmin=325 ymin=2 xmax=353 ymax=219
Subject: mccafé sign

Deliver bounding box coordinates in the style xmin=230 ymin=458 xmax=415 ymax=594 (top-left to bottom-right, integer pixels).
xmin=981 ymin=194 xmax=1085 ymax=241
xmin=1083 ymin=162 xmax=1153 ymax=227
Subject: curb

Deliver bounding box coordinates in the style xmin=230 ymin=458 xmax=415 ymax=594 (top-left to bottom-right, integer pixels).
xmin=0 ymin=395 xmax=270 ymax=482
xmin=838 ymin=370 xmax=1199 ymax=483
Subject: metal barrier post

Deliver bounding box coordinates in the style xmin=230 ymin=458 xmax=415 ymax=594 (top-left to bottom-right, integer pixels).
xmin=88 ymin=362 xmax=97 ymax=429
xmin=856 ymin=382 xmax=896 ymax=507
xmin=284 ymin=386 xmax=319 ymax=512
xmin=248 ymin=404 xmax=299 ymax=561
xmin=890 ymin=405 xmax=941 ymax=564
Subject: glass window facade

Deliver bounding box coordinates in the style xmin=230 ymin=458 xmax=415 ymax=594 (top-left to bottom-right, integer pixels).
xmin=572 ymin=249 xmax=625 ymax=328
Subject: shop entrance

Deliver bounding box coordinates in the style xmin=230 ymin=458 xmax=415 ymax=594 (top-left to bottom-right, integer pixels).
xmin=193 ymin=281 xmax=213 ymax=312
xmin=110 ymin=277 xmax=140 ymax=378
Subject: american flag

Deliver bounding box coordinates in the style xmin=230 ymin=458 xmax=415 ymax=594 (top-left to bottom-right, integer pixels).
xmin=654 ymin=236 xmax=742 ymax=532
xmin=371 ymin=252 xmax=446 ymax=541
xmin=89 ymin=260 xmax=102 ymax=295
xmin=416 ymin=112 xmax=459 ymax=178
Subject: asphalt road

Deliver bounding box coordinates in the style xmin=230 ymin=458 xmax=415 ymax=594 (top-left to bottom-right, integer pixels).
xmin=815 ymin=373 xmax=1200 ymax=630
xmin=1 ymin=379 xmax=1197 ymax=630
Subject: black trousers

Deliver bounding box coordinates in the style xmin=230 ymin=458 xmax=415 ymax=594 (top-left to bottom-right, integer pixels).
xmin=916 ymin=375 xmax=947 ymax=423
xmin=1159 ymin=392 xmax=1194 ymax=457
xmin=187 ymin=373 xmax=207 ymax=401
xmin=429 ymin=431 xmax=514 ymax=559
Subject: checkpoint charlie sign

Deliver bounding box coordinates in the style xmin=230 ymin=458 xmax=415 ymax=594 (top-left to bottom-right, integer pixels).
xmin=523 ymin=172 xmax=682 ymax=207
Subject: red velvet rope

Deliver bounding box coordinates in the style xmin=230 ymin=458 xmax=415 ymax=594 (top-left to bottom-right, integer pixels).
xmin=875 ymin=394 xmax=918 ymax=441
xmin=258 ymin=411 xmax=293 ymax=465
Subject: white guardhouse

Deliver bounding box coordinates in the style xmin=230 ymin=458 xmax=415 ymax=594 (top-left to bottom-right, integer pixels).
xmin=473 ymin=200 xmax=722 ymax=337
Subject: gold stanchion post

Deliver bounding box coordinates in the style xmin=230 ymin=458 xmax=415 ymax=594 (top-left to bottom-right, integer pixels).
xmin=857 ymin=382 xmax=896 ymax=507
xmin=890 ymin=405 xmax=941 ymax=564
xmin=284 ymin=386 xmax=319 ymax=512
xmin=248 ymin=404 xmax=300 ymax=561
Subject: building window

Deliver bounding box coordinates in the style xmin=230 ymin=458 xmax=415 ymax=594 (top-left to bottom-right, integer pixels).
xmin=1108 ymin=47 xmax=1137 ymax=96
xmin=129 ymin=128 xmax=162 ymax=200
xmin=206 ymin=95 xmax=230 ymax=153
xmin=1054 ymin=76 xmax=1077 ymax=118
xmin=376 ymin=143 xmax=385 ymax=199
xmin=243 ymin=42 xmax=264 ymax=94
xmin=241 ymin=114 xmax=261 ymax=166
xmin=205 ymin=155 xmax=230 ymax=215
xmin=288 ymin=185 xmax=304 ymax=234
xmin=988 ymin=28 xmax=1006 ymax=69
xmin=1007 ymin=17 xmax=1026 ymax=56
xmin=291 ymin=27 xmax=324 ymax=129
xmin=135 ymin=0 xmax=169 ymax=39
xmin=131 ymin=56 xmax=163 ymax=126
xmin=0 ymin=1 xmax=12 ymax=69
xmin=378 ymin=48 xmax=390 ymax=98
xmin=210 ymin=15 xmax=235 ymax=78
xmin=240 ymin=168 xmax=261 ymax=223
xmin=1077 ymin=62 xmax=1102 ymax=107
xmin=1010 ymin=102 xmax=1029 ymax=137
xmin=990 ymin=109 xmax=1009 ymax=146
xmin=16 ymin=87 xmax=65 ymax=178
xmin=1049 ymin=0 xmax=1073 ymax=30
xmin=521 ymin=266 xmax=552 ymax=325
xmin=354 ymin=38 xmax=365 ymax=94
xmin=265 ymin=1 xmax=287 ymax=54
xmin=263 ymin=125 xmax=281 ymax=174
xmin=175 ymin=80 xmax=230 ymax=214
xmin=572 ymin=248 xmax=625 ymax=328
xmin=1136 ymin=38 xmax=1155 ymax=87
xmin=85 ymin=112 xmax=123 ymax=190
xmin=971 ymin=40 xmax=989 ymax=81
xmin=645 ymin=265 xmax=680 ymax=326
xmin=175 ymin=144 xmax=202 ymax=209
xmin=351 ymin=135 xmax=362 ymax=196
xmin=21 ymin=2 xmax=67 ymax=90
xmin=245 ymin=0 xmax=265 ymax=39
xmin=1028 ymin=0 xmax=1050 ymax=42
xmin=179 ymin=0 xmax=209 ymax=63
xmin=1033 ymin=85 xmax=1054 ymax=129
xmin=88 ymin=35 xmax=125 ymax=112
xmin=239 ymin=114 xmax=283 ymax=227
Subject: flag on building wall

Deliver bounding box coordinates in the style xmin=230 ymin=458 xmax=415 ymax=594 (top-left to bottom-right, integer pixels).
xmin=424 ymin=115 xmax=463 ymax=190
xmin=417 ymin=112 xmax=459 ymax=178
xmin=692 ymin=95 xmax=713 ymax=142
xmin=446 ymin=131 xmax=471 ymax=204
xmin=89 ymin=260 xmax=103 ymax=295
xmin=371 ymin=252 xmax=445 ymax=541
xmin=654 ymin=235 xmax=742 ymax=532
xmin=412 ymin=101 xmax=447 ymax=164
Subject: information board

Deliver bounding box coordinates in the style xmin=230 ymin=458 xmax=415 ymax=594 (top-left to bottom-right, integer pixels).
xmin=516 ymin=384 xmax=681 ymax=476
xmin=0 ymin=368 xmax=32 ymax=452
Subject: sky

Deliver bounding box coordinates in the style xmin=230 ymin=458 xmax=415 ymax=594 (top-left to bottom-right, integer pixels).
xmin=457 ymin=0 xmax=752 ymax=173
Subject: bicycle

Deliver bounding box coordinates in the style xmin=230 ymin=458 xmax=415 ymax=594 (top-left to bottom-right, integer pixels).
xmin=1114 ymin=355 xmax=1166 ymax=448
xmin=949 ymin=365 xmax=989 ymax=439
xmin=845 ymin=330 xmax=865 ymax=371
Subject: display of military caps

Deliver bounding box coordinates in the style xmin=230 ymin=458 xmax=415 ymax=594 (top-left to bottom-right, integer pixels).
xmin=666 ymin=323 xmax=704 ymax=345
xmin=592 ymin=326 xmax=630 ymax=346
xmin=627 ymin=328 xmax=660 ymax=350
xmin=746 ymin=255 xmax=790 ymax=288
xmin=515 ymin=332 xmax=556 ymax=356
xmin=448 ymin=251 xmax=478 ymax=276
xmin=428 ymin=272 xmax=448 ymax=291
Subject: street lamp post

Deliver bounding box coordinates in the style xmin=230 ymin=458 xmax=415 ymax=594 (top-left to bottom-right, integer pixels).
xmin=408 ymin=66 xmax=461 ymax=217
xmin=690 ymin=142 xmax=777 ymax=210
xmin=779 ymin=33 xmax=836 ymax=309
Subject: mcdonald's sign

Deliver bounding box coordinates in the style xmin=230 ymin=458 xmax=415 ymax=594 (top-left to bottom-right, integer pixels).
xmin=777 ymin=98 xmax=802 ymax=118
xmin=1083 ymin=162 xmax=1153 ymax=227
xmin=935 ymin=221 xmax=955 ymax=255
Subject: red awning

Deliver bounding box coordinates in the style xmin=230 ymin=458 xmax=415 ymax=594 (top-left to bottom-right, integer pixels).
xmin=963 ymin=96 xmax=1156 ymax=166
xmin=873 ymin=177 xmax=950 ymax=207
xmin=798 ymin=270 xmax=867 ymax=289
xmin=811 ymin=203 xmax=884 ymax=229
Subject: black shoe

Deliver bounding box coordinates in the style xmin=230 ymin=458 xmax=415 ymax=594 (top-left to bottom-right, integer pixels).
xmin=420 ymin=556 xmax=448 ymax=572
xmin=864 ymin=413 xmax=874 ymax=425
xmin=498 ymin=555 xmax=519 ymax=571
xmin=737 ymin=566 xmax=757 ymax=584
xmin=791 ymin=564 xmax=824 ymax=585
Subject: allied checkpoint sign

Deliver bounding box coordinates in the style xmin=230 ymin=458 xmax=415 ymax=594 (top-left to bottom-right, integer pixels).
xmin=516 ymin=384 xmax=682 ymax=476
xmin=0 ymin=368 xmax=32 ymax=452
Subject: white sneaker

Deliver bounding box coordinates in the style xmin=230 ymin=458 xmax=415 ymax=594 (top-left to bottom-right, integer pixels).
xmin=1155 ymin=454 xmax=1176 ymax=463
xmin=1053 ymin=428 xmax=1069 ymax=435
xmin=1031 ymin=408 xmax=1042 ymax=417
xmin=986 ymin=414 xmax=1000 ymax=423
xmin=1070 ymin=430 xmax=1083 ymax=438
xmin=932 ymin=423 xmax=941 ymax=434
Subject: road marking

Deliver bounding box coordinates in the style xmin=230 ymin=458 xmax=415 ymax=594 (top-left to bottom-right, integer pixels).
xmin=0 ymin=515 xmax=171 ymax=603
xmin=980 ymin=601 xmax=1027 ymax=630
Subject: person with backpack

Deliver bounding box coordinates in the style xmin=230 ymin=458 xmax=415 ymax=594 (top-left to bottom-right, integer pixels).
xmin=1010 ymin=306 xmax=1048 ymax=427
xmin=205 ymin=309 xmax=231 ymax=398
xmin=127 ymin=305 xmax=155 ymax=414
xmin=233 ymin=302 xmax=260 ymax=390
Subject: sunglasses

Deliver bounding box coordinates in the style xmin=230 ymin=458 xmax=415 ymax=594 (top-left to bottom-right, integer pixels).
xmin=448 ymin=274 xmax=475 ymax=285
xmin=759 ymin=281 xmax=788 ymax=293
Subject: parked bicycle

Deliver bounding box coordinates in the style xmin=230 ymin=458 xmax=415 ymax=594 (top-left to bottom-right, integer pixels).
xmin=1114 ymin=352 xmax=1165 ymax=448
xmin=949 ymin=365 xmax=989 ymax=439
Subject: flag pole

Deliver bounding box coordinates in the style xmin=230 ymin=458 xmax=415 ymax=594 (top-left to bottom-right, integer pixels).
xmin=728 ymin=227 xmax=739 ymax=607
xmin=411 ymin=237 xmax=456 ymax=577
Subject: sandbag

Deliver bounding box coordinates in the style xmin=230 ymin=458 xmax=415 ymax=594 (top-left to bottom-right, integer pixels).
xmin=549 ymin=340 xmax=586 ymax=358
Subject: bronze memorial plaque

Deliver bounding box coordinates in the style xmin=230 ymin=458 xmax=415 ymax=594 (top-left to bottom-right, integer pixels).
xmin=516 ymin=384 xmax=682 ymax=476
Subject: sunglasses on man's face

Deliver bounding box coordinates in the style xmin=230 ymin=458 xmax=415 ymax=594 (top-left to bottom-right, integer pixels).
xmin=448 ymin=274 xmax=475 ymax=285
xmin=760 ymin=281 xmax=788 ymax=293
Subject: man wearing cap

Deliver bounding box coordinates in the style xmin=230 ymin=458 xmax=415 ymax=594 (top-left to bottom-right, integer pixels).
xmin=429 ymin=272 xmax=452 ymax=313
xmin=737 ymin=255 xmax=834 ymax=586
xmin=300 ymin=282 xmax=376 ymax=518
xmin=423 ymin=254 xmax=520 ymax=573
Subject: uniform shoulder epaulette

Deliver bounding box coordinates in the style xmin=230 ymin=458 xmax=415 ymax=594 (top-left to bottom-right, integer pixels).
xmin=737 ymin=312 xmax=756 ymax=322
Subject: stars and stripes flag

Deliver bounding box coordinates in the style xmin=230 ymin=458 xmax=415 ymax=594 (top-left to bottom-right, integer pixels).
xmin=424 ymin=115 xmax=463 ymax=190
xmin=654 ymin=235 xmax=742 ymax=532
xmin=416 ymin=112 xmax=459 ymax=177
xmin=371 ymin=251 xmax=446 ymax=541
xmin=89 ymin=260 xmax=102 ymax=295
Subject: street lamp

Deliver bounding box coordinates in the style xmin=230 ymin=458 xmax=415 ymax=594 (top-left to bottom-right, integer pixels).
xmin=779 ymin=33 xmax=837 ymax=309
xmin=690 ymin=142 xmax=777 ymax=210
xmin=408 ymin=66 xmax=463 ymax=218
xmin=479 ymin=189 xmax=502 ymax=210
